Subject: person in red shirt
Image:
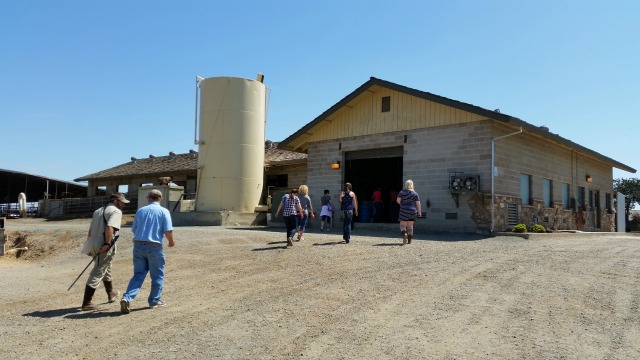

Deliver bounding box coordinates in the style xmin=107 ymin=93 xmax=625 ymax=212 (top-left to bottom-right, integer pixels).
xmin=372 ymin=187 xmax=383 ymax=223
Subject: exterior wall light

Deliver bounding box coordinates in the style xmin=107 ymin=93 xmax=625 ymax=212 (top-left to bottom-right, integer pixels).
xmin=586 ymin=175 xmax=592 ymax=183
xmin=331 ymin=161 xmax=341 ymax=169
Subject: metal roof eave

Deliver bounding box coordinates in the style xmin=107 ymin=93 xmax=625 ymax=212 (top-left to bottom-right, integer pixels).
xmin=74 ymin=168 xmax=196 ymax=183
xmin=265 ymin=158 xmax=307 ymax=167
xmin=0 ymin=167 xmax=87 ymax=187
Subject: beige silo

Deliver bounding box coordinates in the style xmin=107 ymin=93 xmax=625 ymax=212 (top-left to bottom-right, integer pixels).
xmin=196 ymin=76 xmax=266 ymax=212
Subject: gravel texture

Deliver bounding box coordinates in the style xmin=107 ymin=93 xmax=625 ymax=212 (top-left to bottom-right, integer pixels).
xmin=1 ymin=218 xmax=640 ymax=359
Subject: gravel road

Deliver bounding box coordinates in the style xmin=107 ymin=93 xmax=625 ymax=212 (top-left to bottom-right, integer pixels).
xmin=1 ymin=218 xmax=639 ymax=359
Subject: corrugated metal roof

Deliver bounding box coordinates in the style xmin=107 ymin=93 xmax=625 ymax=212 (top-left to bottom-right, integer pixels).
xmin=0 ymin=168 xmax=86 ymax=186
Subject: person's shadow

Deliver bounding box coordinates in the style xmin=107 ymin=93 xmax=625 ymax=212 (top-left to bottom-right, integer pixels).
xmin=252 ymin=241 xmax=289 ymax=251
xmin=312 ymin=241 xmax=343 ymax=246
xmin=23 ymin=306 xmax=149 ymax=319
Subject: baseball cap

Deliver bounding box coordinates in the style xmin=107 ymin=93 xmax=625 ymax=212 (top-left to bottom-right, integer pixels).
xmin=110 ymin=193 xmax=130 ymax=203
xmin=148 ymin=189 xmax=163 ymax=198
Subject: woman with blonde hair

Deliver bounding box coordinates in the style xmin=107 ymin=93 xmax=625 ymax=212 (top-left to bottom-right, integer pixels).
xmin=296 ymin=185 xmax=315 ymax=241
xmin=397 ymin=179 xmax=422 ymax=244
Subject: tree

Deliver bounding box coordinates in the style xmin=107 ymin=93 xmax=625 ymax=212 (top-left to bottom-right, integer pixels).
xmin=613 ymin=178 xmax=640 ymax=229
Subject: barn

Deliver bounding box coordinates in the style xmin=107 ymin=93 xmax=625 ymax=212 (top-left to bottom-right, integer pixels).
xmin=0 ymin=168 xmax=86 ymax=217
xmin=277 ymin=77 xmax=636 ymax=233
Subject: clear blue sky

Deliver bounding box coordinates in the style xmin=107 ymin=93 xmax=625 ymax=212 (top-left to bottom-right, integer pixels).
xmin=1 ymin=0 xmax=638 ymax=183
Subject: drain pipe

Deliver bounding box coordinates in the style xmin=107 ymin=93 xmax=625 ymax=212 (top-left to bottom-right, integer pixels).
xmin=491 ymin=127 xmax=523 ymax=233
xmin=194 ymin=76 xmax=205 ymax=145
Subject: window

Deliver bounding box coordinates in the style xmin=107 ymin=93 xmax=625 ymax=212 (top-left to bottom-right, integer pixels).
xmin=588 ymin=189 xmax=594 ymax=210
xmin=266 ymin=174 xmax=288 ymax=188
xmin=577 ymin=186 xmax=585 ymax=210
xmin=562 ymin=183 xmax=571 ymax=210
xmin=543 ymin=179 xmax=552 ymax=208
xmin=605 ymin=193 xmax=612 ymax=213
xmin=520 ymin=174 xmax=531 ymax=205
xmin=381 ymin=96 xmax=391 ymax=112
xmin=96 ymin=186 xmax=107 ymax=196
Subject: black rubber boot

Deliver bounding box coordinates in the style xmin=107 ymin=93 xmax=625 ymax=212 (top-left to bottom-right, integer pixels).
xmin=407 ymin=234 xmax=412 ymax=244
xmin=104 ymin=280 xmax=120 ymax=303
xmin=81 ymin=285 xmax=97 ymax=311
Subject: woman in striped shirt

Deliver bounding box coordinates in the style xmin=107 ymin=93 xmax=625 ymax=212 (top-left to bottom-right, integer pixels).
xmin=397 ymin=180 xmax=422 ymax=245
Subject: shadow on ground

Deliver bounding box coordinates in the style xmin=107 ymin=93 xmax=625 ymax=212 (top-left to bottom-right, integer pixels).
xmin=232 ymin=226 xmax=487 ymax=242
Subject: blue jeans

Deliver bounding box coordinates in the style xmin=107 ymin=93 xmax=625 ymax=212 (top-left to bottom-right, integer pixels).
xmin=297 ymin=213 xmax=309 ymax=231
xmin=342 ymin=210 xmax=353 ymax=242
xmin=122 ymin=243 xmax=166 ymax=306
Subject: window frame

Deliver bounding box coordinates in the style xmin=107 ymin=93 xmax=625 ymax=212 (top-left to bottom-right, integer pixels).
xmin=381 ymin=96 xmax=391 ymax=112
xmin=562 ymin=183 xmax=571 ymax=210
xmin=520 ymin=174 xmax=532 ymax=206
xmin=543 ymin=178 xmax=553 ymax=208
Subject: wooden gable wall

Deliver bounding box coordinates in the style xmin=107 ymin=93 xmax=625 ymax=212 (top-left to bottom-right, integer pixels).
xmin=307 ymin=85 xmax=488 ymax=144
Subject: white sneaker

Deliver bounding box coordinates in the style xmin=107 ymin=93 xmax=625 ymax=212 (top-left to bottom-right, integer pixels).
xmin=150 ymin=300 xmax=166 ymax=308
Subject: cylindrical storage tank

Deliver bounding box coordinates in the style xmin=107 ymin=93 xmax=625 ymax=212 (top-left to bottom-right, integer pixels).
xmin=196 ymin=76 xmax=266 ymax=212
xmin=359 ymin=202 xmax=372 ymax=223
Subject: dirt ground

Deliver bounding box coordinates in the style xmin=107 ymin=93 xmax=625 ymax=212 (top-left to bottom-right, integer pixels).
xmin=1 ymin=218 xmax=640 ymax=359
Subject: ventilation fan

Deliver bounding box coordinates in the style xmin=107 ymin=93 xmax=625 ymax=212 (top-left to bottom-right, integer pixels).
xmin=464 ymin=177 xmax=478 ymax=191
xmin=450 ymin=177 xmax=463 ymax=191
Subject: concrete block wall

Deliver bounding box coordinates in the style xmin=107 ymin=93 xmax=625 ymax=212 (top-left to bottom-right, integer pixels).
xmin=306 ymin=121 xmax=493 ymax=233
xmin=492 ymin=123 xmax=614 ymax=231
xmin=406 ymin=122 xmax=492 ymax=232
xmin=494 ymin=125 xmax=613 ymax=201
xmin=270 ymin=166 xmax=307 ymax=191
xmin=305 ymin=120 xmax=616 ymax=233
xmin=306 ymin=133 xmax=407 ymax=228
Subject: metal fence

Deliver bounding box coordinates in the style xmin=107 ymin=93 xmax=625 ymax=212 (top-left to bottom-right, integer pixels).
xmin=39 ymin=196 xmax=139 ymax=219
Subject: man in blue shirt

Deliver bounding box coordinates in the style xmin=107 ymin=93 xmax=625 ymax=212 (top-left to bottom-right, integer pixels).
xmin=120 ymin=189 xmax=175 ymax=314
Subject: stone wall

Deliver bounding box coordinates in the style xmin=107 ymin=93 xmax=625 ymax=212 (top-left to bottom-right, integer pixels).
xmin=469 ymin=192 xmax=616 ymax=233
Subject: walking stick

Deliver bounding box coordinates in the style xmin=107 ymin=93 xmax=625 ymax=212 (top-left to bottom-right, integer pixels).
xmin=67 ymin=253 xmax=99 ymax=291
xmin=67 ymin=235 xmax=119 ymax=291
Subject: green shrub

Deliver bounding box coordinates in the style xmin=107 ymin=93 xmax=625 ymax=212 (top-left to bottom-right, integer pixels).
xmin=530 ymin=224 xmax=546 ymax=233
xmin=512 ymin=224 xmax=527 ymax=233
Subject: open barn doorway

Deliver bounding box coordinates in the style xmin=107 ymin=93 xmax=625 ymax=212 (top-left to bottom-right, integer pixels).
xmin=344 ymin=147 xmax=403 ymax=223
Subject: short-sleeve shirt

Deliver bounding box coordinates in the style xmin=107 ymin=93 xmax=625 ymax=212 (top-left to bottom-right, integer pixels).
xmin=398 ymin=189 xmax=420 ymax=221
xmin=281 ymin=195 xmax=300 ymax=217
xmin=81 ymin=204 xmax=123 ymax=256
xmin=299 ymin=195 xmax=313 ymax=214
xmin=320 ymin=195 xmax=331 ymax=206
xmin=131 ymin=202 xmax=173 ymax=244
